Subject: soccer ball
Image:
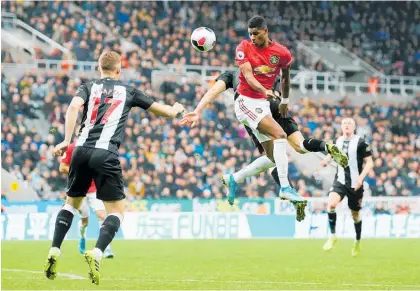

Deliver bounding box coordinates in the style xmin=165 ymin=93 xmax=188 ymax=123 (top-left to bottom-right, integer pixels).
xmin=191 ymin=27 xmax=216 ymax=52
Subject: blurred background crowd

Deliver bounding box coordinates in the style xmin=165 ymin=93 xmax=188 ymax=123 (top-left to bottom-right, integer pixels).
xmin=2 ymin=70 xmax=419 ymax=201
xmin=1 ymin=1 xmax=419 ymax=202
xmin=3 ymin=1 xmax=419 ymax=76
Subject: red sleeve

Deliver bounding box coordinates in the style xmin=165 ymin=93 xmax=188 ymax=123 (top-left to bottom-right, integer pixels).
xmin=280 ymin=47 xmax=293 ymax=69
xmin=60 ymin=143 xmax=74 ymax=165
xmin=235 ymin=40 xmax=249 ymax=66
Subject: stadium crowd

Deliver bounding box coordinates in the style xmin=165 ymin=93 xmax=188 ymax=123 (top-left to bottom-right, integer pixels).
xmin=1 ymin=70 xmax=419 ymax=201
xmin=3 ymin=1 xmax=419 ymax=76
xmin=1 ymin=1 xmax=419 ymax=203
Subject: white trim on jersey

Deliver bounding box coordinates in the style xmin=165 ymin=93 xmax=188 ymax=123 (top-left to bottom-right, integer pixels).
xmin=336 ymin=136 xmax=345 ymax=184
xmin=95 ymin=85 xmax=127 ymax=150
xmin=77 ymin=83 xmax=103 ymax=146
xmin=335 ymin=134 xmax=362 ymax=188
xmin=348 ymin=135 xmax=360 ymax=188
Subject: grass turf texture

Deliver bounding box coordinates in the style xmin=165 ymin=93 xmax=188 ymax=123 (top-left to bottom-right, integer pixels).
xmin=2 ymin=239 xmax=420 ymax=290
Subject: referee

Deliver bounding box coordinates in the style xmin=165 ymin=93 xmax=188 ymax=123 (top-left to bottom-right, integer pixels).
xmin=321 ymin=118 xmax=374 ymax=256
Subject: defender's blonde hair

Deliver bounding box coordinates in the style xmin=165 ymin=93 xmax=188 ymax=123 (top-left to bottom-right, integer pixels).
xmin=99 ymin=51 xmax=121 ymax=72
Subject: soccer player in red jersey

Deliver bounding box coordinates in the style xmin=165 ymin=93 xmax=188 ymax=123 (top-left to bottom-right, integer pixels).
xmin=232 ymin=16 xmax=305 ymax=209
xmin=60 ymin=140 xmax=115 ymax=258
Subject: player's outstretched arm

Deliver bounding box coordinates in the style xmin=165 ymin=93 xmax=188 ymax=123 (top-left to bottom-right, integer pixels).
xmin=53 ymin=96 xmax=84 ymax=157
xmin=181 ymin=80 xmax=227 ymax=127
xmin=194 ymin=80 xmax=227 ymax=114
xmin=147 ymin=102 xmax=185 ymax=118
xmin=239 ymin=62 xmax=274 ymax=98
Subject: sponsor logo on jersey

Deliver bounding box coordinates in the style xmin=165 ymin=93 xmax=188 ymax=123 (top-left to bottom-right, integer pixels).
xmin=253 ymin=65 xmax=275 ymax=75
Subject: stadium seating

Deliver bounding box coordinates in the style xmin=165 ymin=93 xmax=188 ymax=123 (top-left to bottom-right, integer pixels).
xmin=1 ymin=1 xmax=419 ymax=200
xmin=1 ymin=71 xmax=419 ymax=200
xmin=3 ymin=1 xmax=419 ymax=76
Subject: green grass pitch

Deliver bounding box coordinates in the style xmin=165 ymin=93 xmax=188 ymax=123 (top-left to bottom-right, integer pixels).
xmin=2 ymin=239 xmax=420 ymax=290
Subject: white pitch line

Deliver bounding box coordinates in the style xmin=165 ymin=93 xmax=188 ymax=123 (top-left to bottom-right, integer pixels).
xmin=2 ymin=268 xmax=420 ymax=288
xmin=2 ymin=268 xmax=85 ymax=280
xmin=101 ymin=277 xmax=420 ymax=288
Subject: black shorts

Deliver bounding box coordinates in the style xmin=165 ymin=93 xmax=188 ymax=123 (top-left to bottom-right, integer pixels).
xmin=67 ymin=146 xmax=125 ymax=201
xmin=245 ymin=117 xmax=299 ymax=154
xmin=331 ymin=181 xmax=364 ymax=211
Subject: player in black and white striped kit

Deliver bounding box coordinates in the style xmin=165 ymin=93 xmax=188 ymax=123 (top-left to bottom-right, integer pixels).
xmin=44 ymin=51 xmax=186 ymax=285
xmin=321 ymin=118 xmax=374 ymax=256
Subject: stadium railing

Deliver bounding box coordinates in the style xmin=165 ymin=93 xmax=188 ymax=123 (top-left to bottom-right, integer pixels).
xmin=165 ymin=64 xmax=420 ymax=97
xmin=298 ymin=40 xmax=384 ymax=76
xmin=2 ymin=60 xmax=419 ymax=97
xmin=1 ymin=60 xmax=138 ymax=80
xmin=1 ymin=12 xmax=71 ymax=59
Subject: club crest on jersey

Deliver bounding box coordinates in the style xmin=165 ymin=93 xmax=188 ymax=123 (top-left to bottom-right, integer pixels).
xmin=237 ymin=51 xmax=245 ymax=60
xmin=255 ymin=108 xmax=263 ymax=113
xmin=270 ymin=55 xmax=280 ymax=65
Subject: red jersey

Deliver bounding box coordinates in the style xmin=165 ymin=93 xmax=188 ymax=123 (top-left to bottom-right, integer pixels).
xmin=61 ymin=143 xmax=97 ymax=193
xmin=235 ymin=39 xmax=292 ymax=99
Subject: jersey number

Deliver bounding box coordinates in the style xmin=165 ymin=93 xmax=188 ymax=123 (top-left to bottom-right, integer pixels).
xmin=89 ymin=97 xmax=122 ymax=124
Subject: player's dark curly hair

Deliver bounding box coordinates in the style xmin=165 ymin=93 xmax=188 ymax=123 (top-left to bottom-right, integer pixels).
xmin=248 ymin=16 xmax=267 ymax=29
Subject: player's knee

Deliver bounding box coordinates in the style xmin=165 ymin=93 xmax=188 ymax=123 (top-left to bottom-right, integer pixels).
xmin=272 ymin=131 xmax=287 ymax=140
xmin=79 ymin=202 xmax=90 ymax=218
xmin=101 ymin=213 xmax=123 ymax=236
xmin=66 ymin=196 xmax=85 ymax=210
xmin=96 ymin=210 xmax=106 ymax=221
xmin=290 ymin=142 xmax=305 ymax=154
xmin=81 ymin=217 xmax=89 ymax=226
xmin=327 ymin=200 xmax=339 ymax=211
xmin=327 ymin=204 xmax=336 ymax=212
xmin=351 ymin=210 xmax=360 ymax=221
xmin=328 ymin=192 xmax=341 ymax=208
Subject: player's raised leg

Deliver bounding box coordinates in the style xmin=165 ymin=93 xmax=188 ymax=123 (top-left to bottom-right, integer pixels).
xmin=287 ymin=131 xmax=349 ymax=168
xmin=323 ymin=191 xmax=341 ymax=251
xmin=257 ymin=116 xmax=302 ymax=198
xmin=78 ymin=199 xmax=90 ymax=254
xmin=221 ymin=154 xmax=275 ymax=204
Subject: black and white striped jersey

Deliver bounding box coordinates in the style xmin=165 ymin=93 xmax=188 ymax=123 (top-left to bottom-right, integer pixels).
xmin=74 ymin=78 xmax=154 ymax=155
xmin=334 ymin=134 xmax=372 ymax=188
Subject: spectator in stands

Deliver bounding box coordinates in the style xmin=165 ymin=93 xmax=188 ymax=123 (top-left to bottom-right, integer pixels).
xmin=4 ymin=1 xmax=418 ymax=76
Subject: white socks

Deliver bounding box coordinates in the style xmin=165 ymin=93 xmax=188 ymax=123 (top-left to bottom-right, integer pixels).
xmin=232 ymin=156 xmax=275 ymax=183
xmin=273 ymin=139 xmax=290 ymax=187
xmin=49 ymin=247 xmax=61 ymax=256
xmin=93 ymin=247 xmax=103 ymax=261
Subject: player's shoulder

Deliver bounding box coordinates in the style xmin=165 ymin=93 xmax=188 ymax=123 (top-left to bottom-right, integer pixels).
xmin=238 ymin=39 xmax=252 ymax=48
xmin=80 ymin=80 xmax=95 ymax=88
xmin=356 ymin=135 xmax=370 ymax=146
xmin=272 ymin=41 xmax=291 ymax=54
